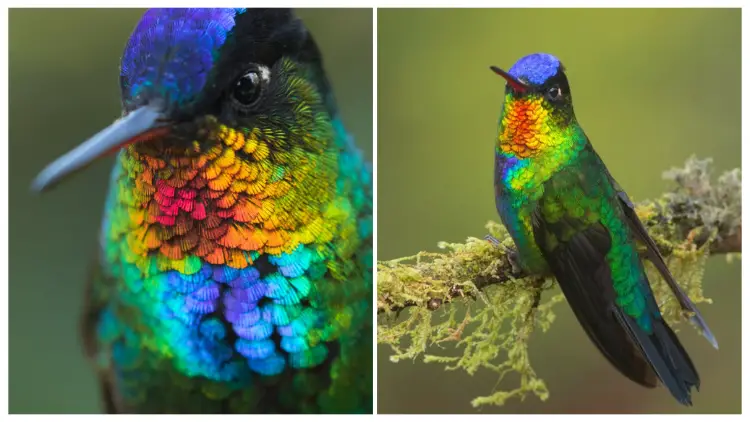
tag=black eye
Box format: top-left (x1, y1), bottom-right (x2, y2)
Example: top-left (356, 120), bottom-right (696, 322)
top-left (546, 85), bottom-right (562, 101)
top-left (231, 68), bottom-right (265, 109)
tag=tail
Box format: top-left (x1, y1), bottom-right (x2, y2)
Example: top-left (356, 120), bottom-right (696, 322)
top-left (614, 308), bottom-right (700, 405)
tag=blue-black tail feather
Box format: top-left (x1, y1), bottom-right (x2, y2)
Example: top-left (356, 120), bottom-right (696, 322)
top-left (614, 308), bottom-right (699, 405)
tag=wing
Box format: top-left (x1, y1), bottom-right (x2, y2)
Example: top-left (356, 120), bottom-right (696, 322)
top-left (530, 151), bottom-right (700, 404)
top-left (609, 173), bottom-right (718, 349)
top-left (529, 198), bottom-right (658, 388)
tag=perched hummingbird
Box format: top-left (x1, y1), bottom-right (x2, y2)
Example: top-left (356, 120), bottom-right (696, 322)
top-left (489, 53), bottom-right (717, 405)
top-left (32, 8), bottom-right (372, 413)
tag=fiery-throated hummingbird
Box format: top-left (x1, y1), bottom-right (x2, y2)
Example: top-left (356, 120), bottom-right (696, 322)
top-left (490, 52), bottom-right (717, 406)
top-left (32, 8), bottom-right (372, 413)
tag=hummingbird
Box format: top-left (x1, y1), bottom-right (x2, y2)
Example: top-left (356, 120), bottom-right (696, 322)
top-left (489, 53), bottom-right (717, 405)
top-left (31, 8), bottom-right (372, 413)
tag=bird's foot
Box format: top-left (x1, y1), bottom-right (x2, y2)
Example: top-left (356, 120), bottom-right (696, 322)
top-left (484, 234), bottom-right (524, 277)
top-left (484, 234), bottom-right (502, 246)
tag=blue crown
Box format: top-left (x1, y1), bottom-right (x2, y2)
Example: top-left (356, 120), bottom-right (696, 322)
top-left (508, 53), bottom-right (561, 85)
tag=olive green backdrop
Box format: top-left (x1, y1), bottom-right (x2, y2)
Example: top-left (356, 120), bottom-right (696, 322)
top-left (377, 8), bottom-right (740, 414)
top-left (9, 8), bottom-right (372, 414)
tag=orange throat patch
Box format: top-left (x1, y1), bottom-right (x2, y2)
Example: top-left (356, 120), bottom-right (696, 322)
top-left (498, 96), bottom-right (551, 158)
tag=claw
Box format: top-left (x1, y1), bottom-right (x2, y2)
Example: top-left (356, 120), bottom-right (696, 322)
top-left (484, 234), bottom-right (501, 246)
top-left (484, 234), bottom-right (523, 277)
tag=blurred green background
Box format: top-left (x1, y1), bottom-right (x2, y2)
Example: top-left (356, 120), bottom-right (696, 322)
top-left (9, 8), bottom-right (372, 414)
top-left (378, 8), bottom-right (740, 414)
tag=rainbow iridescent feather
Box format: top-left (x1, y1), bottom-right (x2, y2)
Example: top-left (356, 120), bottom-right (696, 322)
top-left (55, 9), bottom-right (373, 413)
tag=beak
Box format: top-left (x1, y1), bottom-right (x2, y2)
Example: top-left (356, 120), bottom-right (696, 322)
top-left (31, 105), bottom-right (169, 193)
top-left (490, 66), bottom-right (529, 94)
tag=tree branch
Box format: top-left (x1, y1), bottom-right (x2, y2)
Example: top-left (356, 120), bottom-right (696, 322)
top-left (377, 157), bottom-right (741, 315)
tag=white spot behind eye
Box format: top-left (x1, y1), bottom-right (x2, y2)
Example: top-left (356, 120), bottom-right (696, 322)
top-left (259, 65), bottom-right (271, 83)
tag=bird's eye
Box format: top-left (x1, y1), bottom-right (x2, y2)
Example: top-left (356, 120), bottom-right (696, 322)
top-left (231, 68), bottom-right (265, 109)
top-left (546, 85), bottom-right (562, 101)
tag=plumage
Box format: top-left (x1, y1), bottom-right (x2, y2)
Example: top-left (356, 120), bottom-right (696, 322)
top-left (491, 53), bottom-right (715, 405)
top-left (33, 8), bottom-right (371, 413)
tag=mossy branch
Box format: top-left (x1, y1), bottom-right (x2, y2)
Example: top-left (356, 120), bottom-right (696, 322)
top-left (377, 157), bottom-right (741, 407)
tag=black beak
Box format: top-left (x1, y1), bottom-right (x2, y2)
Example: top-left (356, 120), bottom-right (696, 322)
top-left (490, 66), bottom-right (529, 94)
top-left (31, 105), bottom-right (169, 193)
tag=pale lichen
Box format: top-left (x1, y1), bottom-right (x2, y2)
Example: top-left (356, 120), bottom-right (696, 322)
top-left (377, 157), bottom-right (741, 408)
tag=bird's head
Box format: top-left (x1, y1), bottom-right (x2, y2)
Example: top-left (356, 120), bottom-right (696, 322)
top-left (32, 8), bottom-right (337, 192)
top-left (491, 53), bottom-right (577, 158)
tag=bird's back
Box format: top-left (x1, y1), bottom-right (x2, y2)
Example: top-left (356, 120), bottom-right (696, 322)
top-left (534, 143), bottom-right (650, 304)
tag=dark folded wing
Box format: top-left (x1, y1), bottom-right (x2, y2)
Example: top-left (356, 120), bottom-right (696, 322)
top-left (529, 207), bottom-right (658, 387)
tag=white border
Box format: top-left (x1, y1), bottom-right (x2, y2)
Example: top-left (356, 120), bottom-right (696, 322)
top-left (1, 6), bottom-right (8, 420)
top-left (0, 1), bottom-right (747, 7)
top-left (3, 2), bottom-right (748, 419)
top-left (371, 7), bottom-right (379, 417)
